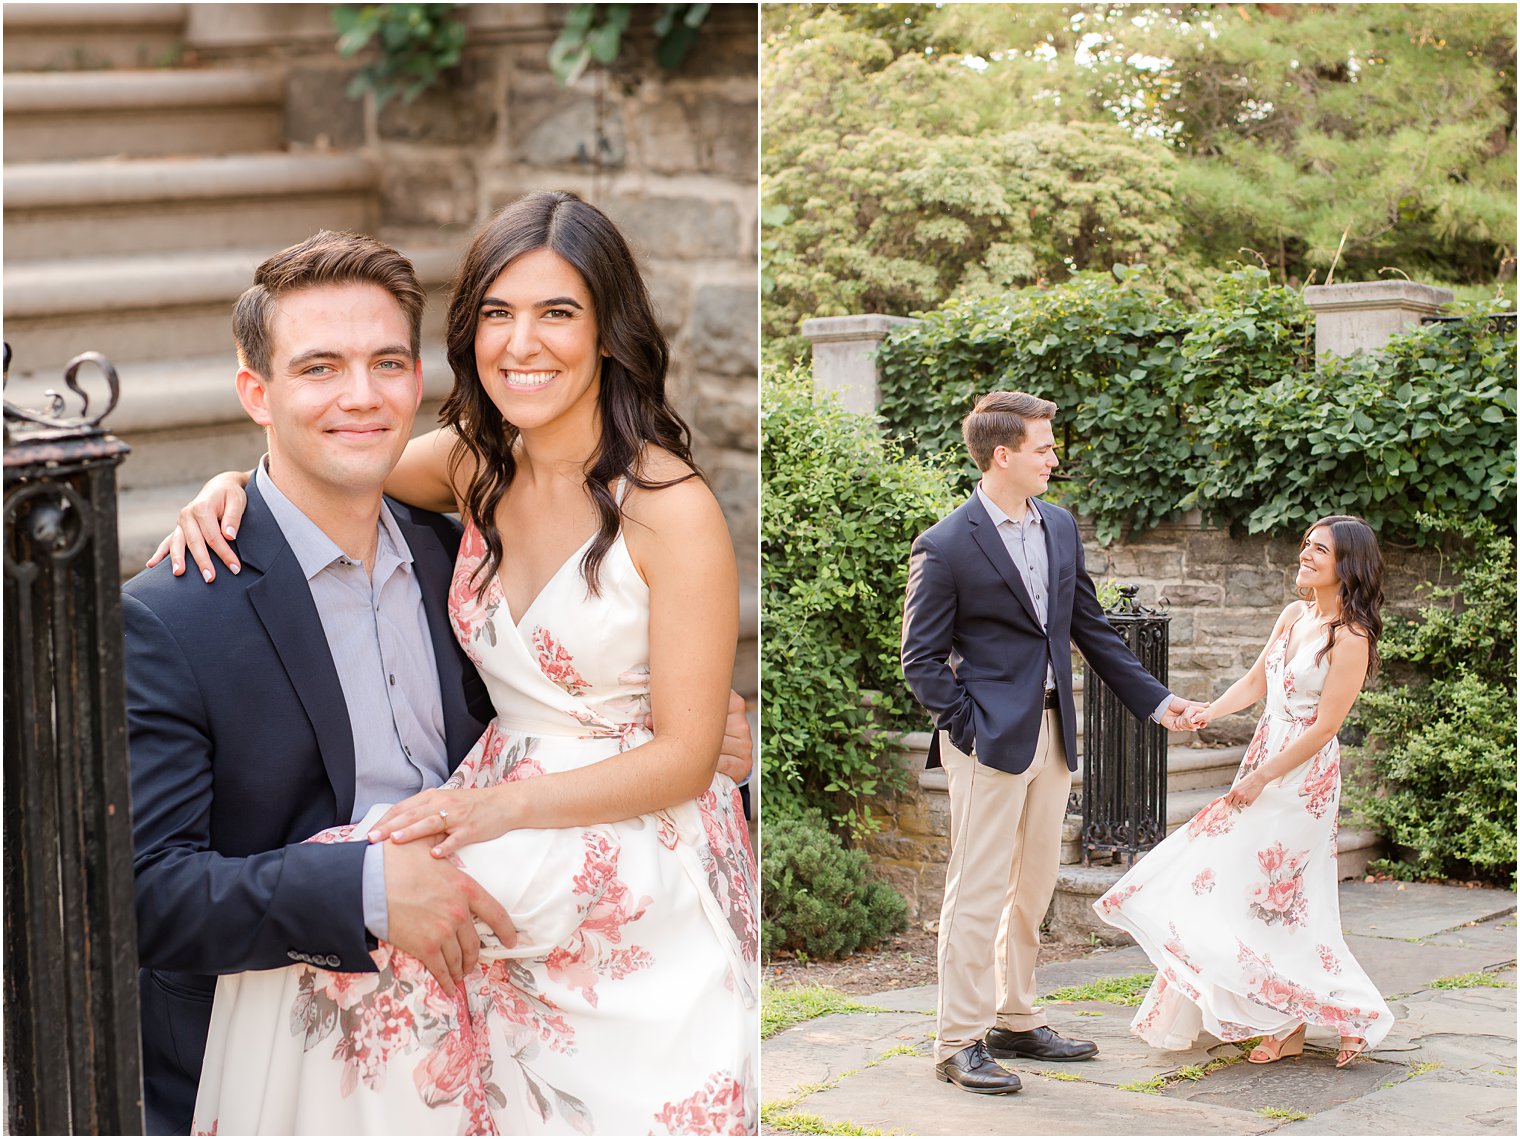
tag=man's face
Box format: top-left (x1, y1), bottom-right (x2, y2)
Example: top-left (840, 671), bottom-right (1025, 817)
top-left (237, 282), bottom-right (422, 503)
top-left (996, 416), bottom-right (1060, 500)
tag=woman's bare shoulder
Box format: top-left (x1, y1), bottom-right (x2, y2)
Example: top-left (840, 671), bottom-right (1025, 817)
top-left (622, 448), bottom-right (724, 537)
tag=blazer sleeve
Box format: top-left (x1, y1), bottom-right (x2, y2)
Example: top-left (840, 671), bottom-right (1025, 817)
top-left (901, 531), bottom-right (976, 753)
top-left (1067, 532), bottom-right (1171, 720)
top-left (123, 590), bottom-right (377, 975)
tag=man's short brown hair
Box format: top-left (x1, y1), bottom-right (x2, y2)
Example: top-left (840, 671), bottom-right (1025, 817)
top-left (232, 230), bottom-right (426, 378)
top-left (962, 390), bottom-right (1058, 470)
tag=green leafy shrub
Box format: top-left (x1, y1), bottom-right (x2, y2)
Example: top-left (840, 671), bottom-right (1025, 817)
top-left (875, 268), bottom-right (1515, 544)
top-left (1349, 515), bottom-right (1517, 885)
top-left (761, 810), bottom-right (908, 960)
top-left (334, 4), bottom-right (466, 109)
top-left (762, 366), bottom-right (956, 835)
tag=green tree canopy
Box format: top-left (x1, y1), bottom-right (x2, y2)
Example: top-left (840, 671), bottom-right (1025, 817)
top-left (763, 3), bottom-right (1516, 350)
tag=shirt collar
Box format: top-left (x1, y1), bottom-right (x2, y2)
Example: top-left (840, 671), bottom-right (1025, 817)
top-left (254, 456), bottom-right (413, 581)
top-left (976, 483), bottom-right (1041, 529)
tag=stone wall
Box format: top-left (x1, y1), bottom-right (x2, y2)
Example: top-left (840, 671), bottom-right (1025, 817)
top-left (1082, 512), bottom-right (1449, 743)
top-left (184, 3), bottom-right (759, 691)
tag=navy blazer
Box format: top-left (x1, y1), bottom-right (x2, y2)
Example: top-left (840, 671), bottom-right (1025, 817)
top-left (122, 482), bottom-right (492, 1133)
top-left (901, 492), bottom-right (1168, 775)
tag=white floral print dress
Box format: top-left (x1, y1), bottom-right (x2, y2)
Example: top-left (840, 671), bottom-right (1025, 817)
top-left (1093, 613), bottom-right (1393, 1052)
top-left (193, 517), bottom-right (759, 1135)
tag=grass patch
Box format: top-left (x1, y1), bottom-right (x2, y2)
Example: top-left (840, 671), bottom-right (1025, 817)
top-left (1118, 1075), bottom-right (1165, 1094)
top-left (1038, 1070), bottom-right (1088, 1082)
top-left (1431, 972), bottom-right (1516, 990)
top-left (1074, 1010), bottom-right (1106, 1017)
top-left (1408, 1061), bottom-right (1445, 1076)
top-left (866, 1044), bottom-right (921, 1065)
top-left (1257, 1106), bottom-right (1310, 1121)
top-left (1043, 973), bottom-right (1155, 1006)
top-left (763, 984), bottom-right (885, 1038)
top-left (759, 1109), bottom-right (888, 1135)
top-left (1174, 1064), bottom-right (1208, 1081)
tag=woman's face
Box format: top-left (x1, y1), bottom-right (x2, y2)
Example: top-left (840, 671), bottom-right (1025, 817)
top-left (473, 247), bottom-right (605, 434)
top-left (1296, 526), bottom-right (1340, 593)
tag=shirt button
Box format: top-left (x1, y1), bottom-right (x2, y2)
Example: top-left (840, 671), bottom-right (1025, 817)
top-left (404, 746), bottom-right (412, 757)
top-left (389, 674), bottom-right (396, 686)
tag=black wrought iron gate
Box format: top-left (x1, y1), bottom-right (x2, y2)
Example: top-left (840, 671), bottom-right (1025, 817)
top-left (4, 345), bottom-right (144, 1133)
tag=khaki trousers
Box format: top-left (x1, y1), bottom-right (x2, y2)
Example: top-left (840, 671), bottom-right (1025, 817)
top-left (934, 712), bottom-right (1071, 1061)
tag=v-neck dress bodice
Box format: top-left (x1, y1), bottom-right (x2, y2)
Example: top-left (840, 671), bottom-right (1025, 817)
top-left (193, 516), bottom-right (758, 1136)
top-left (1094, 610), bottom-right (1393, 1054)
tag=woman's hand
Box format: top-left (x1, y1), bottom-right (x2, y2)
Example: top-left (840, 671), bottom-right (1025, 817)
top-left (1187, 703), bottom-right (1213, 730)
top-left (1224, 770), bottom-right (1268, 809)
top-left (145, 470), bottom-right (251, 581)
top-left (368, 785), bottom-right (519, 858)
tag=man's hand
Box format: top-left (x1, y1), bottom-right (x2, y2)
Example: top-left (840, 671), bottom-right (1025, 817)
top-left (382, 838), bottom-right (516, 991)
top-left (716, 691), bottom-right (753, 783)
top-left (1160, 695), bottom-right (1207, 732)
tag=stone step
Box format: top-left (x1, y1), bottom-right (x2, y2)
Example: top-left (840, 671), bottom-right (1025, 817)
top-left (4, 4), bottom-right (186, 73)
top-left (4, 69), bottom-right (284, 163)
top-left (5, 152), bottom-right (379, 260)
top-left (4, 244), bottom-right (460, 380)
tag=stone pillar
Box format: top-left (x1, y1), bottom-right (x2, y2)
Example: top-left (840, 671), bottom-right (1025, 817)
top-left (801, 314), bottom-right (921, 415)
top-left (1303, 281), bottom-right (1454, 360)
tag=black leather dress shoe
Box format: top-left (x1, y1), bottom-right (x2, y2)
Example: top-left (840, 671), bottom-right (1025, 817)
top-left (985, 1025), bottom-right (1099, 1061)
top-left (934, 1041), bottom-right (1023, 1094)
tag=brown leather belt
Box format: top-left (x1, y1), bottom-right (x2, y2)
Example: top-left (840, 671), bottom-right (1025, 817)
top-left (1043, 688), bottom-right (1058, 709)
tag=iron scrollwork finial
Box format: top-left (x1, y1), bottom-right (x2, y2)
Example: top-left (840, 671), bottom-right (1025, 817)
top-left (4, 342), bottom-right (122, 437)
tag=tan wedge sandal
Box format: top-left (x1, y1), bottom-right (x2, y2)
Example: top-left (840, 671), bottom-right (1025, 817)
top-left (1247, 1024), bottom-right (1305, 1064)
top-left (1336, 1036), bottom-right (1369, 1068)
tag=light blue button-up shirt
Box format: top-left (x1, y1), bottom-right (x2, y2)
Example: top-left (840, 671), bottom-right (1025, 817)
top-left (256, 458), bottom-right (449, 941)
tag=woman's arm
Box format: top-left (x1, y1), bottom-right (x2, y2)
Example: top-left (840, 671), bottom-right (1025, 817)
top-left (374, 460), bottom-right (740, 854)
top-left (145, 429), bottom-right (468, 580)
top-left (1225, 628), bottom-right (1370, 807)
top-left (1194, 603), bottom-right (1302, 724)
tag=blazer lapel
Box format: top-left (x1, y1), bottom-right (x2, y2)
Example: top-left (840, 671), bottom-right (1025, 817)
top-left (966, 493), bottom-right (1042, 627)
top-left (388, 502), bottom-right (476, 764)
top-left (240, 485), bottom-right (358, 822)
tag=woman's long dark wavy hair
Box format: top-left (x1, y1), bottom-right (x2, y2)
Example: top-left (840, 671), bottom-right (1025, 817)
top-left (439, 191), bottom-right (700, 598)
top-left (1301, 514), bottom-right (1384, 681)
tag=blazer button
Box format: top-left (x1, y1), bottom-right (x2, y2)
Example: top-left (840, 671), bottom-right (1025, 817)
top-left (286, 950), bottom-right (300, 962)
top-left (324, 955), bottom-right (341, 968)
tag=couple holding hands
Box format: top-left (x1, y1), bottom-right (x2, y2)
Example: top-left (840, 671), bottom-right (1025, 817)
top-left (902, 391), bottom-right (1392, 1097)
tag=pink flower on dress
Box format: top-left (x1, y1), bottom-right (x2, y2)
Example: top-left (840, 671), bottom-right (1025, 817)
top-left (1248, 842), bottom-right (1309, 929)
top-left (1095, 881), bottom-right (1141, 915)
top-left (1317, 944), bottom-right (1343, 975)
top-left (531, 627), bottom-right (591, 696)
top-left (1186, 795), bottom-right (1238, 839)
top-left (651, 1071), bottom-right (749, 1135)
top-left (319, 970), bottom-right (381, 1011)
top-left (1298, 745), bottom-right (1340, 819)
top-left (1190, 868), bottom-right (1216, 895)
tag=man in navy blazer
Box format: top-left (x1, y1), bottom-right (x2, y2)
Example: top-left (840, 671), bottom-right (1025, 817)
top-left (122, 232), bottom-right (525, 1133)
top-left (902, 390), bottom-right (1198, 1095)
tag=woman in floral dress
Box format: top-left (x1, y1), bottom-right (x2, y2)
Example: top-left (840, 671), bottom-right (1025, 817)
top-left (1094, 515), bottom-right (1392, 1069)
top-left (181, 192), bottom-right (757, 1134)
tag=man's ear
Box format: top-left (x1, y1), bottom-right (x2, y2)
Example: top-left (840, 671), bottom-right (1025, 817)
top-left (236, 367), bottom-right (273, 427)
top-left (990, 444), bottom-right (1010, 470)
top-left (411, 357), bottom-right (425, 412)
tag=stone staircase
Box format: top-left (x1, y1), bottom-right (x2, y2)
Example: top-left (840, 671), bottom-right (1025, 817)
top-left (3, 4), bottom-right (460, 578)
